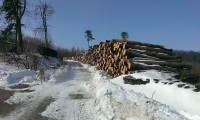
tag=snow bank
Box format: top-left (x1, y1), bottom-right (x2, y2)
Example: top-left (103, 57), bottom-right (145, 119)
top-left (0, 57), bottom-right (62, 86)
top-left (82, 64), bottom-right (188, 120)
top-left (0, 62), bottom-right (17, 86)
top-left (6, 70), bottom-right (37, 84)
top-left (110, 70), bottom-right (200, 120)
top-left (0, 63), bottom-right (36, 85)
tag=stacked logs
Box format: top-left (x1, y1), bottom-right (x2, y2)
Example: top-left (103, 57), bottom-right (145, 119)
top-left (75, 39), bottom-right (191, 77)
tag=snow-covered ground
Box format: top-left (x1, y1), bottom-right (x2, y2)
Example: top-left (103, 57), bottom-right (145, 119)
top-left (0, 60), bottom-right (199, 120)
top-left (0, 61), bottom-right (97, 120)
top-left (110, 70), bottom-right (200, 120)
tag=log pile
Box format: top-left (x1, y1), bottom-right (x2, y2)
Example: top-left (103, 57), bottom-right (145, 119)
top-left (75, 39), bottom-right (191, 77)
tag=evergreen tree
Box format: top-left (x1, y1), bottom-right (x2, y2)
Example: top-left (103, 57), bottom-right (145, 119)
top-left (0, 0), bottom-right (27, 53)
top-left (121, 32), bottom-right (129, 40)
top-left (85, 30), bottom-right (95, 48)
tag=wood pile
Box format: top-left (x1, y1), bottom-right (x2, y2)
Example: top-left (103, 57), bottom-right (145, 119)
top-left (75, 39), bottom-right (191, 77)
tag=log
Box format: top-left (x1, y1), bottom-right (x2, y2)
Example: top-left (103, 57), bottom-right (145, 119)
top-left (125, 43), bottom-right (174, 55)
top-left (126, 40), bottom-right (172, 52)
top-left (126, 49), bottom-right (160, 60)
top-left (74, 39), bottom-right (191, 78)
top-left (132, 60), bottom-right (192, 70)
top-left (129, 62), bottom-right (178, 72)
top-left (127, 48), bottom-right (181, 61)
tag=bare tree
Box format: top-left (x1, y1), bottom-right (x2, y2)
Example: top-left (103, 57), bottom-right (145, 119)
top-left (34, 0), bottom-right (54, 48)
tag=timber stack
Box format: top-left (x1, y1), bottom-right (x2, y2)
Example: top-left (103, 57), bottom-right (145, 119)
top-left (75, 39), bottom-right (191, 77)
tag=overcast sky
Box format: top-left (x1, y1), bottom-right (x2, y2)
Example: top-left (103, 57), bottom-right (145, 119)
top-left (1, 0), bottom-right (200, 51)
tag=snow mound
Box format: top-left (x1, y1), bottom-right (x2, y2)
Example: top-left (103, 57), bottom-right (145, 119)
top-left (82, 64), bottom-right (188, 120)
top-left (110, 70), bottom-right (200, 120)
top-left (0, 62), bottom-right (36, 85)
top-left (6, 70), bottom-right (37, 84)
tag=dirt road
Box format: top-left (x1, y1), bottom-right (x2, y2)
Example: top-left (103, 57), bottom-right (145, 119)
top-left (0, 61), bottom-right (97, 120)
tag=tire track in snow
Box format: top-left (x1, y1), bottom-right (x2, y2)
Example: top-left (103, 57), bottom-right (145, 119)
top-left (41, 61), bottom-right (96, 120)
top-left (0, 61), bottom-right (96, 120)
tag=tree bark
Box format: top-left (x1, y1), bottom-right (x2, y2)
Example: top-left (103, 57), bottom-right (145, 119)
top-left (16, 0), bottom-right (26, 54)
top-left (16, 15), bottom-right (24, 53)
top-left (43, 4), bottom-right (48, 48)
top-left (44, 18), bottom-right (48, 48)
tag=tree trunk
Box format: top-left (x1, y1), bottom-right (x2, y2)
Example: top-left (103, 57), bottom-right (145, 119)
top-left (16, 16), bottom-right (23, 53)
top-left (44, 20), bottom-right (48, 48)
top-left (43, 9), bottom-right (48, 48)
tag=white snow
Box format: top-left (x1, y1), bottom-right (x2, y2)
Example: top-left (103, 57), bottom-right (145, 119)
top-left (81, 65), bottom-right (187, 120)
top-left (158, 52), bottom-right (168, 55)
top-left (128, 48), bottom-right (146, 52)
top-left (110, 70), bottom-right (200, 120)
top-left (0, 60), bottom-right (199, 120)
top-left (133, 62), bottom-right (160, 67)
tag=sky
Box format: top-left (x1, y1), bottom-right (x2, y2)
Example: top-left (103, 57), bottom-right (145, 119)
top-left (1, 0), bottom-right (200, 51)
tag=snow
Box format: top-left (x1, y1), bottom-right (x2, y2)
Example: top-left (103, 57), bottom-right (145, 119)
top-left (133, 62), bottom-right (160, 67)
top-left (158, 52), bottom-right (168, 55)
top-left (0, 57), bottom-right (61, 86)
top-left (6, 70), bottom-right (37, 84)
top-left (110, 70), bottom-right (200, 120)
top-left (81, 65), bottom-right (187, 120)
top-left (128, 48), bottom-right (146, 52)
top-left (0, 60), bottom-right (199, 120)
top-left (0, 60), bottom-right (97, 120)
top-left (155, 48), bottom-right (161, 50)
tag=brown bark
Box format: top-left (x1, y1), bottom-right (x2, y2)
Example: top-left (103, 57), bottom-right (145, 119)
top-left (74, 39), bottom-right (191, 77)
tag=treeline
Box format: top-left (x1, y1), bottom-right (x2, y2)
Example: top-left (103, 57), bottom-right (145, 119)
top-left (0, 34), bottom-right (84, 70)
top-left (23, 35), bottom-right (85, 60)
top-left (174, 50), bottom-right (200, 73)
top-left (56, 47), bottom-right (85, 60)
